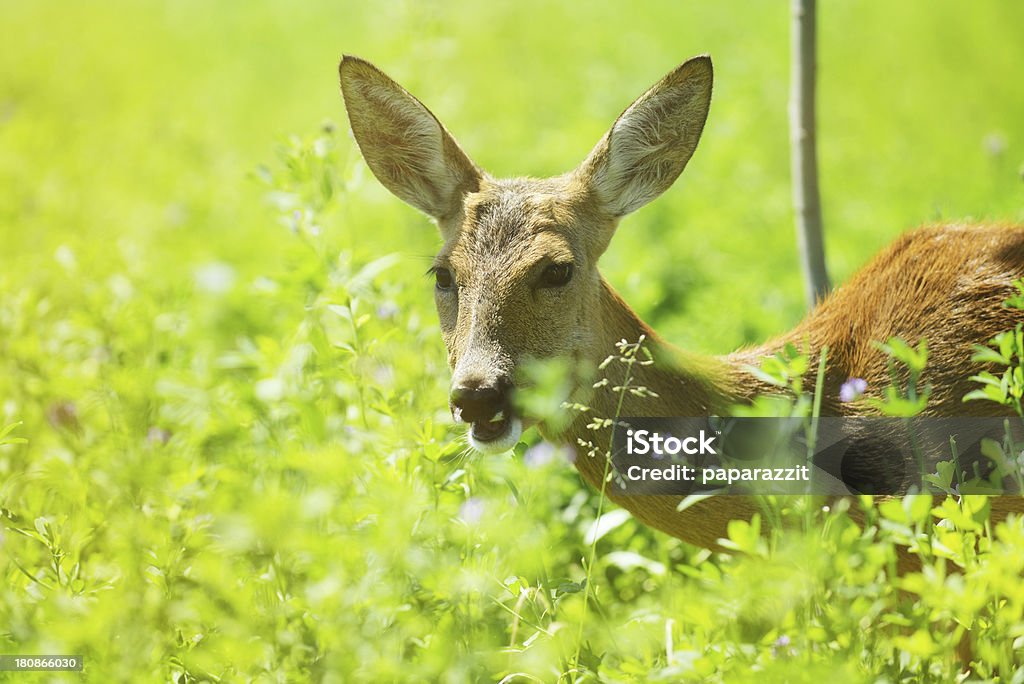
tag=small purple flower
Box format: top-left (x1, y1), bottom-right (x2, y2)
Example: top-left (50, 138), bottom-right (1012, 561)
top-left (459, 497), bottom-right (486, 525)
top-left (839, 377), bottom-right (867, 403)
top-left (984, 132), bottom-right (1007, 158)
top-left (771, 634), bottom-right (792, 658)
top-left (376, 302), bottom-right (399, 320)
top-left (147, 427), bottom-right (172, 446)
top-left (524, 443), bottom-right (557, 468)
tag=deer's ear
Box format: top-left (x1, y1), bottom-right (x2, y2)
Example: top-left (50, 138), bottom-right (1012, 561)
top-left (576, 55), bottom-right (712, 218)
top-left (339, 56), bottom-right (482, 224)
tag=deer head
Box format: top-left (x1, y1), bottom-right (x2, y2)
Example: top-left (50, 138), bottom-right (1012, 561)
top-left (339, 55), bottom-right (713, 453)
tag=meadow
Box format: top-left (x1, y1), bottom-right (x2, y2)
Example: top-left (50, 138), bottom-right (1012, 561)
top-left (2, 1), bottom-right (1024, 681)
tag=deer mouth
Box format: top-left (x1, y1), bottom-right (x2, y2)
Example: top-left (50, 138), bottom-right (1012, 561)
top-left (467, 410), bottom-right (523, 455)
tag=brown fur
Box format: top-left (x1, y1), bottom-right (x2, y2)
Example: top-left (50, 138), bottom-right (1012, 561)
top-left (567, 228), bottom-right (1024, 562)
top-left (338, 55), bottom-right (1024, 568)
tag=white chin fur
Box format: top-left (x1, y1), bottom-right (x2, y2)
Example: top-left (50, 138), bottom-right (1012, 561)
top-left (468, 417), bottom-right (523, 455)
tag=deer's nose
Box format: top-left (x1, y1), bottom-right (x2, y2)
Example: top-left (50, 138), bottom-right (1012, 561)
top-left (450, 381), bottom-right (510, 424)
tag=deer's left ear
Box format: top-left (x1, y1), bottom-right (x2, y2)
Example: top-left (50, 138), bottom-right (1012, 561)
top-left (576, 55), bottom-right (713, 219)
top-left (339, 55), bottom-right (482, 227)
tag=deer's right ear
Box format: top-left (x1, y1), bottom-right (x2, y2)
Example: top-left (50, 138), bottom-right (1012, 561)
top-left (339, 56), bottom-right (482, 225)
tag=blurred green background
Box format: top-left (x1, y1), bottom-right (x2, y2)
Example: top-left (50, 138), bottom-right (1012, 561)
top-left (2, 1), bottom-right (1024, 681)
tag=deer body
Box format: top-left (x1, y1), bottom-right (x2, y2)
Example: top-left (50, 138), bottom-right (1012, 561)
top-left (567, 225), bottom-right (1024, 548)
top-left (338, 54), bottom-right (1024, 551)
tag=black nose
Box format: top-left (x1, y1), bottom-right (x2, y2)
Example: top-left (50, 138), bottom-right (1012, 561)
top-left (450, 382), bottom-right (509, 424)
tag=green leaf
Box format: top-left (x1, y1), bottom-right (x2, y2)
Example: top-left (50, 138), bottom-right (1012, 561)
top-left (970, 344), bottom-right (1010, 366)
top-left (603, 551), bottom-right (666, 575)
top-left (327, 303), bottom-right (352, 321)
top-left (502, 477), bottom-right (521, 503)
top-left (879, 498), bottom-right (907, 523)
top-left (743, 364), bottom-right (788, 388)
top-left (893, 630), bottom-right (938, 658)
top-left (0, 422), bottom-right (27, 446)
top-left (907, 495), bottom-right (933, 523)
top-left (962, 389), bottom-right (996, 403)
top-left (998, 331), bottom-right (1016, 361)
top-left (548, 578), bottom-right (587, 598)
top-left (1002, 278), bottom-right (1024, 309)
top-left (350, 253), bottom-right (400, 289)
top-left (923, 460), bottom-right (956, 494)
top-left (788, 353), bottom-right (809, 377)
top-left (868, 393), bottom-right (928, 417)
top-left (720, 514), bottom-right (764, 555)
top-left (676, 494), bottom-right (713, 512)
top-left (968, 371), bottom-right (1003, 388)
top-left (877, 337), bottom-right (928, 372)
top-left (980, 438), bottom-right (1006, 466)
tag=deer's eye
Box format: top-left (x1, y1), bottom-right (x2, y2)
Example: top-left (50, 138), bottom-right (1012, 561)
top-left (433, 267), bottom-right (454, 290)
top-left (540, 262), bottom-right (574, 288)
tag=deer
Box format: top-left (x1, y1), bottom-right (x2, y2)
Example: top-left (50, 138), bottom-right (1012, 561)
top-left (337, 54), bottom-right (1024, 559)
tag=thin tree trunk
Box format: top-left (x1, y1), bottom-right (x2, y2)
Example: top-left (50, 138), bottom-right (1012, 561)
top-left (790, 0), bottom-right (830, 308)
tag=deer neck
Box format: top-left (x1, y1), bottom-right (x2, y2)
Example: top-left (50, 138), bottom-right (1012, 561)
top-left (595, 277), bottom-right (745, 407)
top-left (554, 278), bottom-right (741, 486)
top-left (563, 279), bottom-right (739, 427)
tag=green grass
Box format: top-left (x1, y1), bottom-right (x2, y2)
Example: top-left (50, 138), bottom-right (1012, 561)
top-left (2, 1), bottom-right (1024, 681)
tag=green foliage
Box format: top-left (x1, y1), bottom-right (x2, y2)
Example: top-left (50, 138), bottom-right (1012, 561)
top-left (744, 342), bottom-right (810, 393)
top-left (740, 341), bottom-right (817, 419)
top-left (0, 423), bottom-right (27, 448)
top-left (867, 338), bottom-right (1024, 495)
top-left (964, 279), bottom-right (1024, 415)
top-left (2, 1), bottom-right (1024, 681)
top-left (513, 356), bottom-right (580, 437)
top-left (1002, 277), bottom-right (1024, 311)
top-left (867, 338), bottom-right (932, 417)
